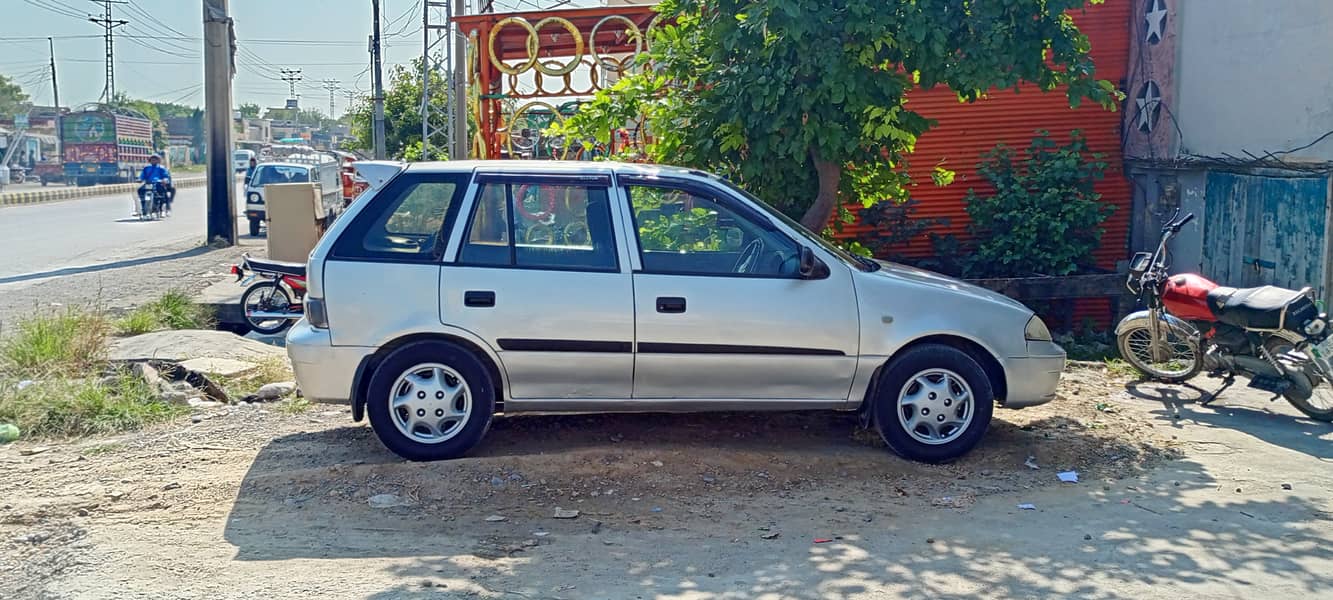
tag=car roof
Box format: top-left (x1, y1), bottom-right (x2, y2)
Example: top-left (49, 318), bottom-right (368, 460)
top-left (403, 160), bottom-right (711, 180)
top-left (256, 162), bottom-right (313, 169)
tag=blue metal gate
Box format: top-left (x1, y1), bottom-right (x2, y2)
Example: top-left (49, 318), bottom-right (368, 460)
top-left (1203, 171), bottom-right (1329, 296)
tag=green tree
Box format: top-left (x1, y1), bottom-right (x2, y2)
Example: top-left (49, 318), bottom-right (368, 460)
top-left (0, 74), bottom-right (30, 117)
top-left (237, 102), bottom-right (261, 118)
top-left (557, 0), bottom-right (1120, 230)
top-left (964, 131), bottom-right (1112, 277)
top-left (345, 58), bottom-right (451, 159)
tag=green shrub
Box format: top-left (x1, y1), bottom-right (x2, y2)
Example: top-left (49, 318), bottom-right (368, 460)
top-left (0, 372), bottom-right (185, 439)
top-left (963, 131), bottom-right (1113, 278)
top-left (1, 310), bottom-right (110, 377)
top-left (116, 290), bottom-right (214, 335)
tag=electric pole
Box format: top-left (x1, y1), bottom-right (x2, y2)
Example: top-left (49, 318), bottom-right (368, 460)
top-left (321, 79), bottom-right (340, 119)
top-left (279, 68), bottom-right (303, 102)
top-left (451, 0), bottom-right (466, 159)
top-left (203, 0), bottom-right (236, 246)
top-left (49, 37), bottom-right (61, 157)
top-left (371, 0), bottom-right (387, 159)
top-left (88, 0), bottom-right (129, 103)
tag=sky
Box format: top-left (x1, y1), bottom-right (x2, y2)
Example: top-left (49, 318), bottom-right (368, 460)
top-left (1, 0), bottom-right (597, 117)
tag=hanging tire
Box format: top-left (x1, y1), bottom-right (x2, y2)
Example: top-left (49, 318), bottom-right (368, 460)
top-left (240, 281), bottom-right (295, 335)
top-left (366, 340), bottom-right (496, 461)
top-left (872, 344), bottom-right (994, 463)
top-left (1116, 322), bottom-right (1202, 383)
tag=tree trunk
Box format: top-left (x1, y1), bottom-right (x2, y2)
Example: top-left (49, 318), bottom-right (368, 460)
top-left (800, 151), bottom-right (841, 232)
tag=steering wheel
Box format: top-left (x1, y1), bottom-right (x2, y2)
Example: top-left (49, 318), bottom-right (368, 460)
top-left (733, 239), bottom-right (765, 274)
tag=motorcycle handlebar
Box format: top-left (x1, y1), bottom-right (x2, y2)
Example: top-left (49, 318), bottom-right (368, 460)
top-left (1176, 213), bottom-right (1195, 228)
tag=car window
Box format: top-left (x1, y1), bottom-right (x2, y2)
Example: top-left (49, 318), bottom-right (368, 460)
top-left (458, 181), bottom-right (618, 272)
top-left (251, 165), bottom-right (309, 187)
top-left (331, 173), bottom-right (468, 261)
top-left (625, 183), bottom-right (800, 277)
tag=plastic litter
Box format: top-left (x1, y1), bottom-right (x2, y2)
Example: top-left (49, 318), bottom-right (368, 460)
top-left (1017, 503), bottom-right (1037, 510)
top-left (1057, 471), bottom-right (1079, 483)
top-left (1024, 456), bottom-right (1040, 470)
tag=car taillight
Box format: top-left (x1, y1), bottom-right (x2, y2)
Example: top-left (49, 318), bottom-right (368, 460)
top-left (306, 298), bottom-right (329, 329)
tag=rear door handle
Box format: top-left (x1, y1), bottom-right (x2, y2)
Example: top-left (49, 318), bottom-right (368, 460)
top-left (656, 296), bottom-right (686, 314)
top-left (464, 290), bottom-right (496, 308)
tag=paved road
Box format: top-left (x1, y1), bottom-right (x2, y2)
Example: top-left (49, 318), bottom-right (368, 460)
top-left (0, 185), bottom-right (250, 284)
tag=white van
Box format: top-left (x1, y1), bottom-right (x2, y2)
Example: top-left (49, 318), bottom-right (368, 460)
top-left (243, 153), bottom-right (341, 237)
top-left (233, 149), bottom-right (256, 172)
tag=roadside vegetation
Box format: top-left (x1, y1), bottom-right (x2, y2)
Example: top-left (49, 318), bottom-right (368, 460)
top-left (1, 292), bottom-right (221, 441)
top-left (115, 290), bottom-right (214, 335)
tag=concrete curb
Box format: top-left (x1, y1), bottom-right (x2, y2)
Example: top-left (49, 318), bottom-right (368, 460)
top-left (0, 176), bottom-right (207, 207)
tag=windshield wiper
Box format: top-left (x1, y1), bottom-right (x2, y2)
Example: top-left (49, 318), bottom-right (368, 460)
top-left (853, 255), bottom-right (881, 272)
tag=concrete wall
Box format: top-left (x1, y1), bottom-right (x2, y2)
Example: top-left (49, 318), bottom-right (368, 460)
top-left (1176, 0), bottom-right (1333, 161)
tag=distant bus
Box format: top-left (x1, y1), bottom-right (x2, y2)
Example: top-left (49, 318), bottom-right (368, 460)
top-left (233, 149), bottom-right (256, 172)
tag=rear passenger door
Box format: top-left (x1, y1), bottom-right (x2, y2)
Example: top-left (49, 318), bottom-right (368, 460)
top-left (440, 173), bottom-right (635, 400)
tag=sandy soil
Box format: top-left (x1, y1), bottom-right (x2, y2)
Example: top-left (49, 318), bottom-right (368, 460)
top-left (2, 365), bottom-right (1330, 599)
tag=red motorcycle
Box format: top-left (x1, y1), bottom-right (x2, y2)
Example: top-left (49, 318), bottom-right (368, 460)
top-left (231, 254), bottom-right (306, 335)
top-left (1115, 210), bottom-right (1333, 421)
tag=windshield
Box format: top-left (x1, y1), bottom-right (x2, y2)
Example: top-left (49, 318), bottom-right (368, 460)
top-left (708, 174), bottom-right (876, 271)
top-left (251, 165), bottom-right (310, 187)
top-left (233, 151), bottom-right (250, 160)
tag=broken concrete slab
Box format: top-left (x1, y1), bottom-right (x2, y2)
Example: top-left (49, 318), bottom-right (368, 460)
top-left (177, 357), bottom-right (260, 378)
top-left (108, 330), bottom-right (285, 363)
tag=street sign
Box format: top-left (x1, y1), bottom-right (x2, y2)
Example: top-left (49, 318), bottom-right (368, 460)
top-left (14, 113), bottom-right (28, 129)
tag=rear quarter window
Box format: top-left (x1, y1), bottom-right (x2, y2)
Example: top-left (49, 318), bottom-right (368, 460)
top-left (330, 172), bottom-right (470, 261)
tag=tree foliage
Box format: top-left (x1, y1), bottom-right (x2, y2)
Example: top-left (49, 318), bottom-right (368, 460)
top-left (0, 74), bottom-right (31, 117)
top-left (237, 103), bottom-right (261, 119)
top-left (345, 58), bottom-right (452, 159)
top-left (964, 131), bottom-right (1112, 277)
top-left (556, 0), bottom-right (1120, 230)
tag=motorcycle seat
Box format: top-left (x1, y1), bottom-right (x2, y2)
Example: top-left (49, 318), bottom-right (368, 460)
top-left (246, 257), bottom-right (306, 278)
top-left (1206, 285), bottom-right (1304, 330)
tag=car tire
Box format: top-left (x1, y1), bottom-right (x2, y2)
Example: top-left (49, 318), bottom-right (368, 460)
top-left (366, 340), bottom-right (495, 461)
top-left (872, 344), bottom-right (994, 463)
top-left (248, 218), bottom-right (261, 237)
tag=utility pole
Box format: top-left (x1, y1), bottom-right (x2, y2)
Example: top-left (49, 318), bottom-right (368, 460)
top-left (203, 0), bottom-right (236, 246)
top-left (49, 37), bottom-right (61, 157)
top-left (321, 79), bottom-right (340, 120)
top-left (371, 0), bottom-right (387, 159)
top-left (279, 68), bottom-right (303, 102)
top-left (88, 0), bottom-right (129, 103)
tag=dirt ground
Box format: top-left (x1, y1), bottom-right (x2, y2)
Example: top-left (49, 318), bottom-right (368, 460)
top-left (2, 365), bottom-right (1330, 599)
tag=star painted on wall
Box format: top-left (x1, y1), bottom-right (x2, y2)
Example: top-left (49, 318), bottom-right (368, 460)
top-left (1145, 0), bottom-right (1168, 44)
top-left (1136, 80), bottom-right (1162, 133)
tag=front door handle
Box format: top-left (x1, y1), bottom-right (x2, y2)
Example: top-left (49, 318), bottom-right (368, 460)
top-left (464, 290), bottom-right (496, 308)
top-left (656, 296), bottom-right (686, 314)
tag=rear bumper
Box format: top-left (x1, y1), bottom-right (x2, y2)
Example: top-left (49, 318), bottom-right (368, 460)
top-left (1000, 341), bottom-right (1066, 408)
top-left (286, 320), bottom-right (373, 404)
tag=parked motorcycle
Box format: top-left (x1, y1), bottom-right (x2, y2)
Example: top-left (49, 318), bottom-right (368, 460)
top-left (1115, 210), bottom-right (1333, 421)
top-left (231, 254), bottom-right (306, 335)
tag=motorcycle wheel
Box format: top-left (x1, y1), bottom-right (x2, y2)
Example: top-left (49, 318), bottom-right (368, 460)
top-left (1287, 385), bottom-right (1333, 422)
top-left (241, 281), bottom-right (295, 336)
top-left (1116, 322), bottom-right (1203, 383)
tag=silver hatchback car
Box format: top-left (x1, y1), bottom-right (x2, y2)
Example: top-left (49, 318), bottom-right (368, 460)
top-left (287, 160), bottom-right (1064, 463)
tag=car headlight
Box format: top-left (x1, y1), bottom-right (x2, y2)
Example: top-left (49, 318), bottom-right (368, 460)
top-left (1025, 316), bottom-right (1053, 342)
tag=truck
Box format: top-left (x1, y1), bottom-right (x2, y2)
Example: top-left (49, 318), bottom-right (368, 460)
top-left (61, 108), bottom-right (154, 186)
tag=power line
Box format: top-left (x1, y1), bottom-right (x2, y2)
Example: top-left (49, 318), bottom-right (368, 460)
top-left (322, 78), bottom-right (340, 117)
top-left (279, 68), bottom-right (303, 100)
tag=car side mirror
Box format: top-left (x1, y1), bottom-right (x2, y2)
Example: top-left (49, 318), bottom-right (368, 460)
top-left (798, 246), bottom-right (828, 279)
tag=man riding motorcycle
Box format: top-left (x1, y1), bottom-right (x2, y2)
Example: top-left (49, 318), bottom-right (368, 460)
top-left (137, 154), bottom-right (174, 217)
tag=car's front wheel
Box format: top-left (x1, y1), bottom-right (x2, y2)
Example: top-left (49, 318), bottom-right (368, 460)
top-left (366, 340), bottom-right (495, 461)
top-left (872, 344), bottom-right (994, 463)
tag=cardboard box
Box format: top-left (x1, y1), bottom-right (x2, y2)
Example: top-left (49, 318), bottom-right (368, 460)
top-left (265, 182), bottom-right (323, 263)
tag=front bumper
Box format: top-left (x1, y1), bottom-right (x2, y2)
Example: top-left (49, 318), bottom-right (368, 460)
top-left (245, 207), bottom-right (266, 221)
top-left (999, 340), bottom-right (1066, 408)
top-left (286, 319), bottom-right (373, 404)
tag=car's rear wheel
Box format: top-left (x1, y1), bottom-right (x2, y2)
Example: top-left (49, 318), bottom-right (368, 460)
top-left (248, 217), bottom-right (261, 237)
top-left (872, 344), bottom-right (994, 463)
top-left (366, 340), bottom-right (495, 461)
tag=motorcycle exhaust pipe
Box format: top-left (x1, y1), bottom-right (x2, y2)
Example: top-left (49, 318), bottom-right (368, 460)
top-left (1204, 353), bottom-right (1282, 378)
top-left (246, 310), bottom-right (303, 319)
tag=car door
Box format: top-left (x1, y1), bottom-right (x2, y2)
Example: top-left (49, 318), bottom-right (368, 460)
top-left (620, 176), bottom-right (861, 401)
top-left (440, 172), bottom-right (635, 400)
